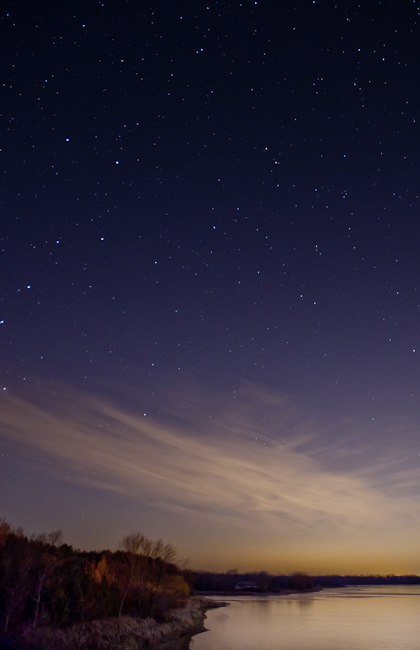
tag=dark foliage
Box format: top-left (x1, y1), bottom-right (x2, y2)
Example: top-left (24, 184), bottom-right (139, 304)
top-left (0, 521), bottom-right (189, 647)
top-left (194, 570), bottom-right (420, 593)
top-left (193, 570), bottom-right (315, 593)
top-left (313, 574), bottom-right (420, 587)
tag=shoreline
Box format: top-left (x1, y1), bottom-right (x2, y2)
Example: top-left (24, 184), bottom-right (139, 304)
top-left (20, 592), bottom-right (323, 650)
top-left (195, 587), bottom-right (322, 596)
top-left (20, 597), bottom-right (228, 650)
top-left (154, 597), bottom-right (229, 650)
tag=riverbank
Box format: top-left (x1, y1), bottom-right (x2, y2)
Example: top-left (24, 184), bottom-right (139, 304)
top-left (20, 597), bottom-right (228, 650)
top-left (154, 598), bottom-right (229, 650)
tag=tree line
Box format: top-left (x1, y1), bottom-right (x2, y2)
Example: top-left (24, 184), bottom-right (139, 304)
top-left (193, 570), bottom-right (315, 592)
top-left (194, 570), bottom-right (420, 592)
top-left (0, 519), bottom-right (190, 647)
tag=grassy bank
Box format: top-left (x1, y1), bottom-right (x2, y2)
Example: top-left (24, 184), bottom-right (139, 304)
top-left (20, 597), bottom-right (225, 650)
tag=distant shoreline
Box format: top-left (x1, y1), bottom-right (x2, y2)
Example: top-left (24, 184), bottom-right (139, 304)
top-left (195, 587), bottom-right (322, 597)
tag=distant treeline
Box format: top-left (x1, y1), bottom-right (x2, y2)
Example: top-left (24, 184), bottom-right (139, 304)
top-left (193, 570), bottom-right (420, 592)
top-left (193, 570), bottom-right (315, 592)
top-left (0, 520), bottom-right (190, 647)
top-left (313, 574), bottom-right (420, 587)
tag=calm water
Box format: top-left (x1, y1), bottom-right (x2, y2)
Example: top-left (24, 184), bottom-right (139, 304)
top-left (189, 586), bottom-right (420, 650)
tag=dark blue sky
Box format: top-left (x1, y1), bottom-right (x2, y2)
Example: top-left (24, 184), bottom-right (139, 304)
top-left (1, 0), bottom-right (420, 573)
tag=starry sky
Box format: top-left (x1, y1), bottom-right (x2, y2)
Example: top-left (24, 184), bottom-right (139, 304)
top-left (2, 0), bottom-right (420, 575)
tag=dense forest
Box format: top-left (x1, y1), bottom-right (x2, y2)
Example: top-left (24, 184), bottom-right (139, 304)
top-left (0, 520), bottom-right (191, 647)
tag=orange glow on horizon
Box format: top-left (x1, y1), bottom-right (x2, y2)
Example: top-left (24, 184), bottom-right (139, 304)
top-left (1, 381), bottom-right (420, 576)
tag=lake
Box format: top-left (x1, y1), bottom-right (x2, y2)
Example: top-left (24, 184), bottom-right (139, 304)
top-left (188, 586), bottom-right (420, 650)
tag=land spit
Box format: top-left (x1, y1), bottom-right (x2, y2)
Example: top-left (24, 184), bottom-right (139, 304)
top-left (20, 597), bottom-right (227, 650)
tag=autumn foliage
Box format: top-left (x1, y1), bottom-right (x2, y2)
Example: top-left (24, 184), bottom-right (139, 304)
top-left (0, 519), bottom-right (189, 647)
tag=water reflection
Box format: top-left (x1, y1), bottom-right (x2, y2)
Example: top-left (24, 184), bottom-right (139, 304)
top-left (296, 598), bottom-right (313, 609)
top-left (188, 587), bottom-right (420, 650)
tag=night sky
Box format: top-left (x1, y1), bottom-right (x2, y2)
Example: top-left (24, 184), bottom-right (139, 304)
top-left (2, 0), bottom-right (420, 574)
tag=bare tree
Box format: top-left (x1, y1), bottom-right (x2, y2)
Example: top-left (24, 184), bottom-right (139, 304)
top-left (160, 542), bottom-right (177, 563)
top-left (120, 531), bottom-right (146, 554)
top-left (47, 530), bottom-right (63, 546)
top-left (0, 518), bottom-right (12, 546)
top-left (150, 538), bottom-right (164, 559)
top-left (142, 537), bottom-right (152, 556)
top-left (120, 532), bottom-right (176, 562)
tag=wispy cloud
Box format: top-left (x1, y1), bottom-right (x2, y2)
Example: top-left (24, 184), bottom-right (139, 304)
top-left (1, 381), bottom-right (419, 544)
